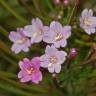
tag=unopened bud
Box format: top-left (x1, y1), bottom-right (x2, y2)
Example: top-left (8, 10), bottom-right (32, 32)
top-left (63, 0), bottom-right (69, 6)
top-left (53, 0), bottom-right (61, 5)
top-left (68, 48), bottom-right (77, 60)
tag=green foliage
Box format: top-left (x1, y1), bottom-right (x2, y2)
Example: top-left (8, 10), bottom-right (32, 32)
top-left (0, 0), bottom-right (96, 96)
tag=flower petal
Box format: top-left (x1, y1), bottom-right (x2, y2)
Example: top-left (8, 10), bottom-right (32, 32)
top-left (24, 25), bottom-right (38, 37)
top-left (89, 17), bottom-right (96, 27)
top-left (60, 39), bottom-right (67, 47)
top-left (40, 55), bottom-right (49, 68)
top-left (89, 9), bottom-right (93, 16)
top-left (54, 64), bottom-right (61, 73)
top-left (85, 28), bottom-right (95, 35)
top-left (56, 51), bottom-right (67, 65)
top-left (9, 32), bottom-right (21, 42)
top-left (43, 30), bottom-right (55, 43)
top-left (32, 18), bottom-right (43, 29)
top-left (82, 9), bottom-right (88, 17)
top-left (50, 21), bottom-right (62, 33)
top-left (31, 71), bottom-right (42, 84)
top-left (18, 71), bottom-right (27, 78)
top-left (20, 75), bottom-right (31, 83)
top-left (31, 57), bottom-right (41, 69)
top-left (54, 42), bottom-right (60, 48)
top-left (33, 35), bottom-right (43, 43)
top-left (19, 58), bottom-right (30, 70)
top-left (11, 44), bottom-right (21, 54)
top-left (62, 26), bottom-right (71, 39)
top-left (48, 66), bottom-right (54, 73)
top-left (45, 45), bottom-right (58, 55)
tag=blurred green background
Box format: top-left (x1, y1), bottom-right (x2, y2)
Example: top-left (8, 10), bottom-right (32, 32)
top-left (0, 0), bottom-right (96, 96)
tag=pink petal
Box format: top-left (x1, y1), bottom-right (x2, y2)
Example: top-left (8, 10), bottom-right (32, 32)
top-left (11, 44), bottom-right (21, 54)
top-left (22, 47), bottom-right (29, 52)
top-left (50, 21), bottom-right (62, 33)
top-left (20, 75), bottom-right (31, 83)
top-left (9, 32), bottom-right (21, 42)
top-left (24, 25), bottom-right (38, 37)
top-left (32, 18), bottom-right (43, 29)
top-left (62, 26), bottom-right (71, 39)
top-left (31, 57), bottom-right (41, 69)
top-left (82, 9), bottom-right (88, 17)
top-left (40, 55), bottom-right (49, 68)
top-left (19, 58), bottom-right (30, 70)
top-left (54, 42), bottom-right (60, 48)
top-left (89, 9), bottom-right (93, 16)
top-left (48, 66), bottom-right (54, 73)
top-left (54, 64), bottom-right (61, 73)
top-left (31, 71), bottom-right (42, 84)
top-left (33, 35), bottom-right (43, 43)
top-left (60, 39), bottom-right (67, 47)
top-left (56, 51), bottom-right (67, 65)
top-left (85, 28), bottom-right (96, 35)
top-left (18, 71), bottom-right (23, 78)
top-left (43, 30), bottom-right (55, 43)
top-left (45, 45), bottom-right (58, 55)
top-left (18, 71), bottom-right (27, 78)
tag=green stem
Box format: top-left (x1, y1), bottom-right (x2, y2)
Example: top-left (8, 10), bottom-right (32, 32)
top-left (53, 76), bottom-right (68, 95)
top-left (0, 26), bottom-right (8, 37)
top-left (19, 0), bottom-right (50, 23)
top-left (75, 39), bottom-right (94, 46)
top-left (45, 0), bottom-right (55, 12)
top-left (32, 0), bottom-right (41, 13)
top-left (0, 51), bottom-right (18, 67)
top-left (68, 0), bottom-right (79, 24)
top-left (0, 71), bottom-right (16, 78)
top-left (0, 0), bottom-right (27, 24)
top-left (0, 40), bottom-right (20, 60)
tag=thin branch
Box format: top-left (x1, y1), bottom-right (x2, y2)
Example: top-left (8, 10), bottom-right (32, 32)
top-left (68, 0), bottom-right (79, 24)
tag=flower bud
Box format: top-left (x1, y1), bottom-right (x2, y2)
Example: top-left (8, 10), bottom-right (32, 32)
top-left (63, 0), bottom-right (69, 6)
top-left (68, 48), bottom-right (77, 60)
top-left (53, 0), bottom-right (61, 5)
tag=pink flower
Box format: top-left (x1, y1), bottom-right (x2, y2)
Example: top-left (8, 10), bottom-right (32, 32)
top-left (18, 57), bottom-right (42, 84)
top-left (80, 9), bottom-right (96, 35)
top-left (24, 18), bottom-right (49, 44)
top-left (9, 28), bottom-right (31, 54)
top-left (43, 21), bottom-right (71, 48)
top-left (40, 45), bottom-right (67, 73)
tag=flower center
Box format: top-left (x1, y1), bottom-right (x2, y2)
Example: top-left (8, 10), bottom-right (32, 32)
top-left (55, 33), bottom-right (63, 41)
top-left (33, 29), bottom-right (42, 37)
top-left (38, 28), bottom-right (43, 35)
top-left (26, 67), bottom-right (35, 75)
top-left (50, 56), bottom-right (57, 64)
top-left (16, 37), bottom-right (27, 44)
top-left (48, 56), bottom-right (57, 67)
top-left (84, 18), bottom-right (90, 26)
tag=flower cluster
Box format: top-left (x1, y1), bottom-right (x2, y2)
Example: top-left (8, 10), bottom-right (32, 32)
top-left (9, 8), bottom-right (96, 84)
top-left (9, 18), bottom-right (71, 84)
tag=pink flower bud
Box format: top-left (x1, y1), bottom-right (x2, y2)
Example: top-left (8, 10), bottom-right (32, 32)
top-left (68, 48), bottom-right (77, 60)
top-left (53, 0), bottom-right (61, 5)
top-left (63, 0), bottom-right (69, 6)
